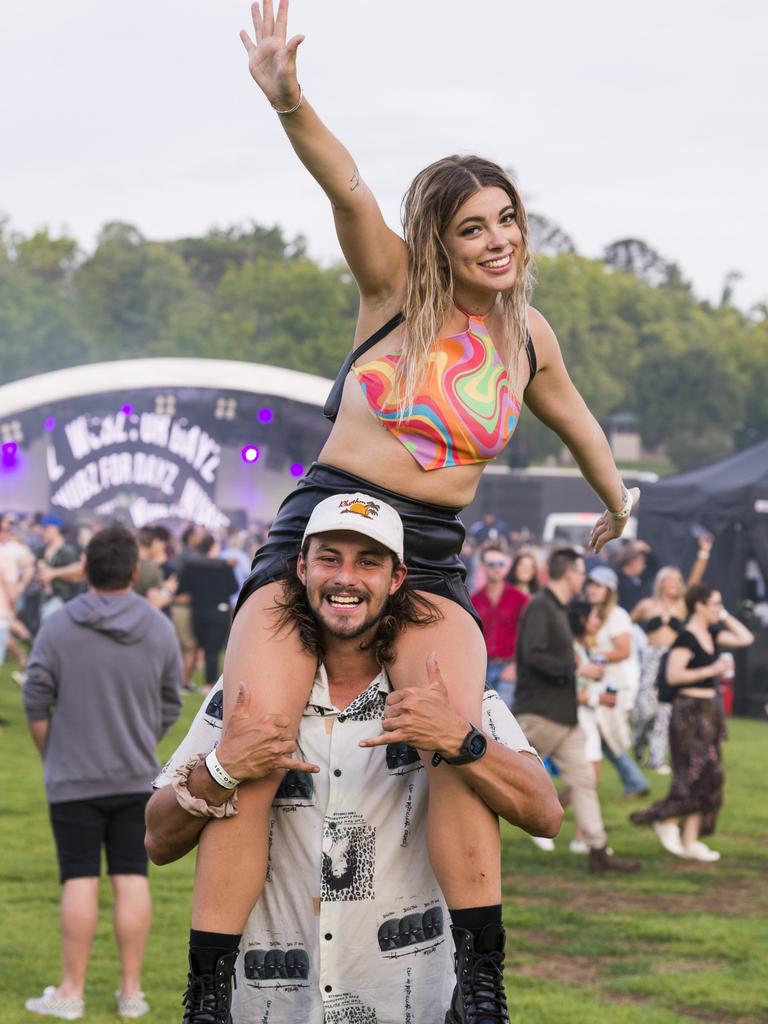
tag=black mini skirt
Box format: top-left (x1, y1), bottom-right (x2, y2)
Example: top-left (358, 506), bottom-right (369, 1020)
top-left (234, 462), bottom-right (480, 629)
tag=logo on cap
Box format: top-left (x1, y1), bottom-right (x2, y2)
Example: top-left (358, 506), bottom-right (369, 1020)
top-left (339, 498), bottom-right (380, 520)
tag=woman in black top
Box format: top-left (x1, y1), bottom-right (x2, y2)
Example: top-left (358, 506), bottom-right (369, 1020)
top-left (630, 583), bottom-right (753, 861)
top-left (630, 539), bottom-right (710, 770)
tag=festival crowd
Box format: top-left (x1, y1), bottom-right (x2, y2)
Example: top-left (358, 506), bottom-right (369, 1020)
top-left (1, 501), bottom-right (754, 1022)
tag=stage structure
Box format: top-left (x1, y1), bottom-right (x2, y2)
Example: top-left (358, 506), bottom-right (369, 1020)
top-left (0, 359), bottom-right (333, 529)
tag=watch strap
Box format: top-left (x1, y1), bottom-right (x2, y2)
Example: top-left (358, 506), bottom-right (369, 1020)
top-left (432, 725), bottom-right (486, 766)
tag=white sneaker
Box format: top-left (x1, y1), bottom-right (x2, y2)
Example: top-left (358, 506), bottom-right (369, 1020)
top-left (682, 841), bottom-right (720, 862)
top-left (655, 764), bottom-right (672, 775)
top-left (569, 839), bottom-right (589, 854)
top-left (116, 990), bottom-right (150, 1018)
top-left (653, 821), bottom-right (684, 857)
top-left (530, 835), bottom-right (556, 851)
top-left (25, 986), bottom-right (84, 1020)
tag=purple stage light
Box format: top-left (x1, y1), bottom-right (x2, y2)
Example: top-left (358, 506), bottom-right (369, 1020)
top-left (44, 416), bottom-right (57, 431)
top-left (257, 407), bottom-right (273, 424)
top-left (289, 463), bottom-right (304, 478)
top-left (241, 445), bottom-right (260, 464)
top-left (121, 403), bottom-right (133, 415)
top-left (2, 442), bottom-right (18, 468)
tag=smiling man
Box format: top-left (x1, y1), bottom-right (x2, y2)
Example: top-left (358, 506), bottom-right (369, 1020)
top-left (146, 493), bottom-right (562, 1024)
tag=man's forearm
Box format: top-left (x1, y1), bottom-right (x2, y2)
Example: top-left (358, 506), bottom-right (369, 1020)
top-left (456, 743), bottom-right (563, 838)
top-left (27, 719), bottom-right (49, 755)
top-left (48, 560), bottom-right (85, 583)
top-left (144, 762), bottom-right (229, 865)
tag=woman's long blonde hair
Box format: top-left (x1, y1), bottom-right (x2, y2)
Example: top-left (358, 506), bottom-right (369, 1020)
top-left (399, 155), bottom-right (533, 414)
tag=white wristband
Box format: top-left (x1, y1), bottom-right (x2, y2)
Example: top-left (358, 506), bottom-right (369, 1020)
top-left (204, 747), bottom-right (240, 790)
top-left (608, 484), bottom-right (633, 521)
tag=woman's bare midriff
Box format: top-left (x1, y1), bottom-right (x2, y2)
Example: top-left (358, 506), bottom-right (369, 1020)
top-left (318, 316), bottom-right (532, 508)
top-left (318, 369), bottom-right (487, 508)
top-left (646, 625), bottom-right (682, 649)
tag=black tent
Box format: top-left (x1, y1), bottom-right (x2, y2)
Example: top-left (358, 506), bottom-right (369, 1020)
top-left (638, 439), bottom-right (768, 609)
top-left (639, 440), bottom-right (768, 717)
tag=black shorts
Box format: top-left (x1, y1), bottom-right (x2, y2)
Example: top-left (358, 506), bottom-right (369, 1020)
top-left (49, 793), bottom-right (151, 883)
top-left (235, 462), bottom-right (481, 629)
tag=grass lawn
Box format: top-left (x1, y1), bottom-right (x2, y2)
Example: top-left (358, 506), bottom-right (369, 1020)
top-left (1, 663), bottom-right (766, 1023)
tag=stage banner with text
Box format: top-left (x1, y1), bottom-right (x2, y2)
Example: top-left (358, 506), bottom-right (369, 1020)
top-left (46, 394), bottom-right (229, 529)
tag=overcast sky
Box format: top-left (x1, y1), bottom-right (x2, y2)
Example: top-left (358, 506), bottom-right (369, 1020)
top-left (3, 0), bottom-right (766, 310)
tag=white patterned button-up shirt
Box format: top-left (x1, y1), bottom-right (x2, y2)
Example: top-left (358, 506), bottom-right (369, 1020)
top-left (156, 669), bottom-right (536, 1024)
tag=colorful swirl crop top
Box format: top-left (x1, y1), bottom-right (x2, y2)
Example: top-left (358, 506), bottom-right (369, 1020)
top-left (323, 312), bottom-right (537, 472)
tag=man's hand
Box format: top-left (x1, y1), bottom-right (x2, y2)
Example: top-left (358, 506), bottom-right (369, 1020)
top-left (216, 683), bottom-right (319, 781)
top-left (598, 691), bottom-right (617, 708)
top-left (499, 661), bottom-right (517, 683)
top-left (579, 660), bottom-right (605, 681)
top-left (359, 653), bottom-right (470, 760)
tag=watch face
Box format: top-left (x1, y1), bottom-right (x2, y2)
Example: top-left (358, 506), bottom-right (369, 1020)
top-left (469, 733), bottom-right (486, 757)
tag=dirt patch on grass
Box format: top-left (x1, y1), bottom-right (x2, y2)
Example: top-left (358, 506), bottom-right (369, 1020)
top-left (503, 873), bottom-right (768, 916)
top-left (513, 956), bottom-right (757, 1023)
top-left (516, 953), bottom-right (603, 986)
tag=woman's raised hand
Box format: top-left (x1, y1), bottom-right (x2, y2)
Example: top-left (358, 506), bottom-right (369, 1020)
top-left (240, 0), bottom-right (304, 108)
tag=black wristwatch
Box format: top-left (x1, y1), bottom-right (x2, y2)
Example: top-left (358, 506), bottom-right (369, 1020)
top-left (432, 725), bottom-right (487, 767)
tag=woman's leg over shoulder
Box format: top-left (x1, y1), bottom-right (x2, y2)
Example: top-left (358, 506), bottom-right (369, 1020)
top-left (388, 594), bottom-right (501, 907)
top-left (192, 582), bottom-right (317, 931)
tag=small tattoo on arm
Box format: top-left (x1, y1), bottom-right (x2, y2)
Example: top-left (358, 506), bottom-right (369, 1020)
top-left (349, 169), bottom-right (360, 192)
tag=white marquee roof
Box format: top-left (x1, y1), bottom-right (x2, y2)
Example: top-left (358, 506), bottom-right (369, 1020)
top-left (0, 358), bottom-right (333, 419)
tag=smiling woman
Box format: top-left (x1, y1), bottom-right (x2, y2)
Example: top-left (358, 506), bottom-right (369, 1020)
top-left (174, 3), bottom-right (639, 1023)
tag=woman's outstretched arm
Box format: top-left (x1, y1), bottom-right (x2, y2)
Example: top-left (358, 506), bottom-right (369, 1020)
top-left (241, 0), bottom-right (406, 300)
top-left (523, 306), bottom-right (638, 552)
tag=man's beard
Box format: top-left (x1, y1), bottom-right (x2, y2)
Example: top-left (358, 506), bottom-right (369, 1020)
top-left (309, 588), bottom-right (387, 642)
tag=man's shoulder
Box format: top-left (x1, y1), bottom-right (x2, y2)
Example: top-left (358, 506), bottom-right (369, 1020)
top-left (523, 590), bottom-right (551, 612)
top-left (54, 543), bottom-right (79, 564)
top-left (141, 598), bottom-right (180, 642)
top-left (503, 583), bottom-right (528, 605)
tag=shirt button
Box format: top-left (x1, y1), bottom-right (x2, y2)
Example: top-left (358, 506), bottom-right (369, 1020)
top-left (333, 769), bottom-right (342, 777)
top-left (324, 984), bottom-right (333, 993)
top-left (324, 932), bottom-right (333, 941)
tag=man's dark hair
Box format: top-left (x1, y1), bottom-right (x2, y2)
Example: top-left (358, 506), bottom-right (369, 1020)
top-left (481, 543), bottom-right (507, 561)
top-left (181, 525), bottom-right (199, 548)
top-left (618, 544), bottom-right (646, 569)
top-left (198, 533), bottom-right (217, 556)
top-left (547, 547), bottom-right (583, 581)
top-left (686, 582), bottom-right (714, 617)
top-left (138, 524), bottom-right (172, 549)
top-left (85, 525), bottom-right (139, 590)
top-left (273, 541), bottom-right (441, 666)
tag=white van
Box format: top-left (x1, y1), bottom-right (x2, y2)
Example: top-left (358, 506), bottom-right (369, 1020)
top-left (542, 511), bottom-right (638, 550)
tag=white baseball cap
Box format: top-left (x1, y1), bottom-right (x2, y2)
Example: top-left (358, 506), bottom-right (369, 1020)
top-left (587, 565), bottom-right (619, 591)
top-left (302, 493), bottom-right (405, 561)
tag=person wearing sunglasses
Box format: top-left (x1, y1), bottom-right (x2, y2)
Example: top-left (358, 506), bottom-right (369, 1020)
top-left (471, 544), bottom-right (529, 708)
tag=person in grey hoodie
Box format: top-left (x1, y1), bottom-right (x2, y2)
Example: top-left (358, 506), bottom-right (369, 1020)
top-left (23, 524), bottom-right (183, 1021)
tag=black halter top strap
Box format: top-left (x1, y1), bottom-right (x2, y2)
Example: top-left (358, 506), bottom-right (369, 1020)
top-left (323, 312), bottom-right (538, 423)
top-left (323, 313), bottom-right (403, 422)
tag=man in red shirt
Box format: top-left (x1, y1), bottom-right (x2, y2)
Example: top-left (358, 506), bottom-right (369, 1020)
top-left (472, 545), bottom-right (529, 708)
